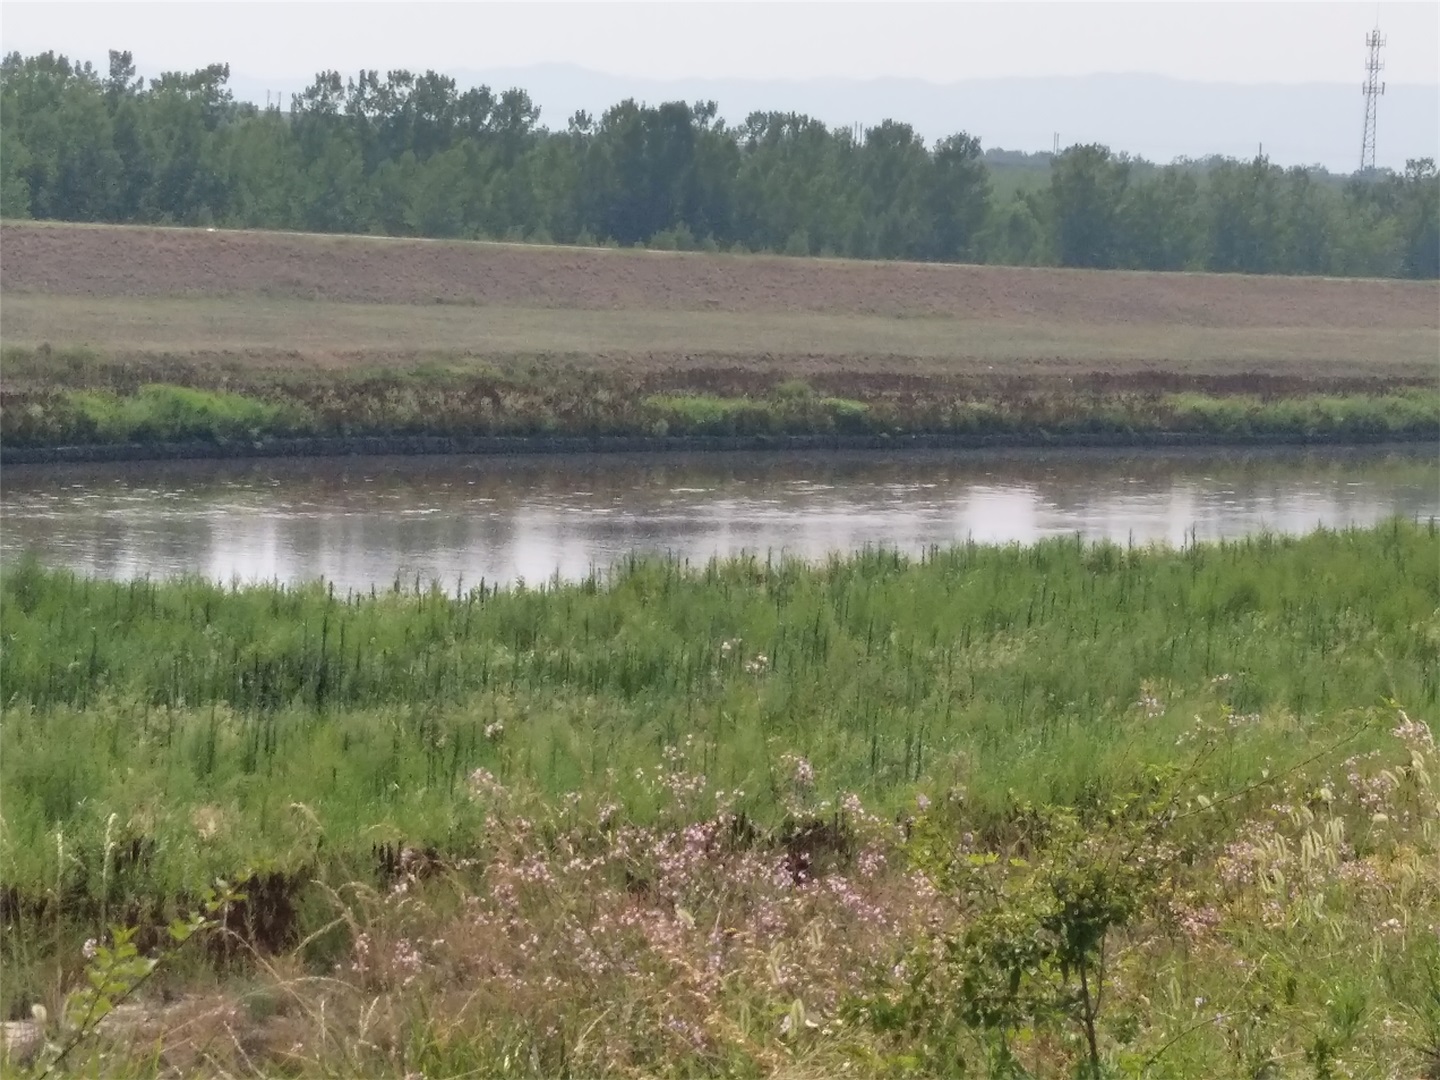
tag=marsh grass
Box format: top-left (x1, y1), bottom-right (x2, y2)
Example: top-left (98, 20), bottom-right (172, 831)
top-left (1, 523), bottom-right (1434, 890)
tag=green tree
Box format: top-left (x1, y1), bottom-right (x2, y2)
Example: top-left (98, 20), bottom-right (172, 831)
top-left (1397, 158), bottom-right (1440, 279)
top-left (582, 98), bottom-right (712, 245)
top-left (1206, 156), bottom-right (1283, 274)
top-left (406, 144), bottom-right (469, 237)
top-left (369, 149), bottom-right (420, 234)
top-left (298, 131), bottom-right (370, 233)
top-left (0, 52), bottom-right (120, 220)
top-left (141, 64), bottom-right (234, 223)
top-left (1278, 166), bottom-right (1338, 274)
top-left (223, 108), bottom-right (298, 228)
top-left (856, 120), bottom-right (930, 259)
top-left (1051, 144), bottom-right (1129, 268)
top-left (0, 121), bottom-right (31, 217)
top-left (978, 190), bottom-right (1047, 265)
top-left (1119, 165), bottom-right (1202, 270)
top-left (103, 51), bottom-right (149, 217)
top-left (924, 132), bottom-right (990, 262)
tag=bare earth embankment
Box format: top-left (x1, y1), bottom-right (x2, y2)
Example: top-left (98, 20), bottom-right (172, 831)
top-left (10, 219), bottom-right (1437, 319)
top-left (4, 221), bottom-right (1437, 375)
top-left (1, 221), bottom-right (1437, 456)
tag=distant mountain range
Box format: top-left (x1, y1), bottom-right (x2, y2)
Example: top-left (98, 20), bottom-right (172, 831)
top-left (222, 65), bottom-right (1438, 174)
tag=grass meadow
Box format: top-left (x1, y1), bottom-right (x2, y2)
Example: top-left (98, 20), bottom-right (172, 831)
top-left (1, 522), bottom-right (1438, 1076)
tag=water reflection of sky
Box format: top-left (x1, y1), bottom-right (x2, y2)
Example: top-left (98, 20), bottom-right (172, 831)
top-left (1, 447), bottom-right (1435, 591)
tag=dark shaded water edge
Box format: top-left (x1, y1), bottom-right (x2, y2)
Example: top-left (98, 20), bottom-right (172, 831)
top-left (3, 427), bottom-right (1436, 467)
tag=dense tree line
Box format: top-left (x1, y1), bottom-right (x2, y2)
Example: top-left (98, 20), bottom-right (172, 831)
top-left (2, 50), bottom-right (1436, 277)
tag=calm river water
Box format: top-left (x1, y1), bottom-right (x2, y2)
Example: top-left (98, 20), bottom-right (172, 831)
top-left (1, 446), bottom-right (1435, 590)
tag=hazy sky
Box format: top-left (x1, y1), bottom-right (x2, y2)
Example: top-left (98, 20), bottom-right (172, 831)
top-left (2, 1), bottom-right (1437, 86)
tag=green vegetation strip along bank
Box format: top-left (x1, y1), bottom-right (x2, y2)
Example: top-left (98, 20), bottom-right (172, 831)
top-left (2, 523), bottom-right (1439, 1076)
top-left (3, 372), bottom-right (1436, 459)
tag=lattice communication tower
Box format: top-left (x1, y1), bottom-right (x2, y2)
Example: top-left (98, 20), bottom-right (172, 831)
top-left (1360, 27), bottom-right (1386, 172)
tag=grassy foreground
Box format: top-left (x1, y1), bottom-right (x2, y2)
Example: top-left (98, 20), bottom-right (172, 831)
top-left (1, 522), bottom-right (1438, 1076)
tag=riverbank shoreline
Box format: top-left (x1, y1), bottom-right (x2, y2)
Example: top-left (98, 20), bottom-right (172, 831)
top-left (5, 426), bottom-right (1438, 466)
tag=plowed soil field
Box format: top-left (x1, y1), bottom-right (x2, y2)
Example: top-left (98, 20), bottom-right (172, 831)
top-left (3, 221), bottom-right (1436, 385)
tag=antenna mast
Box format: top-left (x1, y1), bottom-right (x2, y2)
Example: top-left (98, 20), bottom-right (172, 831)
top-left (1359, 26), bottom-right (1386, 172)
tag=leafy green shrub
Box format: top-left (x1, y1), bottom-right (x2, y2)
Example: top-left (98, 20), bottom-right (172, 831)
top-left (62, 385), bottom-right (299, 443)
top-left (643, 394), bottom-right (775, 435)
top-left (1167, 392), bottom-right (1256, 434)
top-left (771, 379), bottom-right (816, 403)
top-left (857, 795), bottom-right (1169, 1076)
top-left (1164, 390), bottom-right (1439, 437)
top-left (822, 397), bottom-right (870, 433)
top-left (648, 224), bottom-right (697, 251)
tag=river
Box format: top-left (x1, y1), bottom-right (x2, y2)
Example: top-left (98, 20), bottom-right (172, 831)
top-left (1, 445), bottom-right (1435, 591)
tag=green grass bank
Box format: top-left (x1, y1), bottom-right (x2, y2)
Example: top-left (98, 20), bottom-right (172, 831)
top-left (2, 362), bottom-right (1436, 458)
